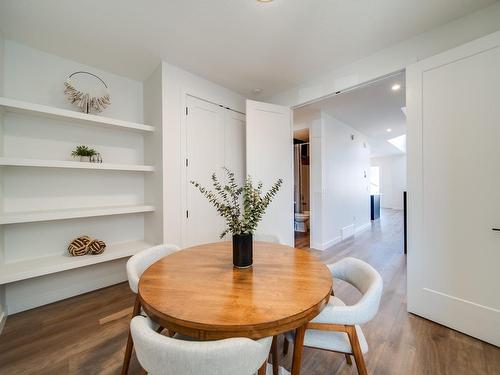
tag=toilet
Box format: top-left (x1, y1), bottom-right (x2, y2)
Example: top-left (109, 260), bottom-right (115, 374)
top-left (294, 211), bottom-right (310, 232)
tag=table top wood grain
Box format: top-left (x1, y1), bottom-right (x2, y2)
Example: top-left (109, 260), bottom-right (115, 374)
top-left (139, 241), bottom-right (332, 340)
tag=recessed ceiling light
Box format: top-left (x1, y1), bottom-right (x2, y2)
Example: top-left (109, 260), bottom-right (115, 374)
top-left (391, 84), bottom-right (401, 91)
top-left (386, 128), bottom-right (392, 132)
top-left (257, 0), bottom-right (273, 2)
top-left (252, 88), bottom-right (263, 95)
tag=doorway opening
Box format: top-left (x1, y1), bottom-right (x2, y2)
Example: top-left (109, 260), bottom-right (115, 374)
top-left (293, 128), bottom-right (310, 248)
top-left (292, 71), bottom-right (407, 252)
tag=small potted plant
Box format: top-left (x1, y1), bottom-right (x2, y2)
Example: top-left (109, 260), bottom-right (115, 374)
top-left (71, 145), bottom-right (97, 162)
top-left (191, 168), bottom-right (282, 268)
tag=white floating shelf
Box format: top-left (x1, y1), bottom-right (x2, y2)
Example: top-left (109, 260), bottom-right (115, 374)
top-left (0, 240), bottom-right (153, 284)
top-left (0, 157), bottom-right (154, 172)
top-left (0, 96), bottom-right (155, 133)
top-left (0, 205), bottom-right (155, 225)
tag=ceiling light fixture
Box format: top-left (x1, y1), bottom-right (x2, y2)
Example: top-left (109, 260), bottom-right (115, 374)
top-left (257, 0), bottom-right (273, 2)
top-left (386, 128), bottom-right (392, 132)
top-left (391, 83), bottom-right (401, 91)
top-left (252, 88), bottom-right (263, 95)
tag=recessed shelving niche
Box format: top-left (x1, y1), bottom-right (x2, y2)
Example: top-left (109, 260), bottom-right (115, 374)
top-left (0, 42), bottom-right (165, 316)
top-left (0, 69), bottom-right (163, 309)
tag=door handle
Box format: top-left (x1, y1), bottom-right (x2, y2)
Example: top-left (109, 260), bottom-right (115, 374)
top-left (493, 228), bottom-right (500, 231)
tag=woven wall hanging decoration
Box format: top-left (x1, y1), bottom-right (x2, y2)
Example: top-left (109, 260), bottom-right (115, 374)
top-left (64, 71), bottom-right (111, 114)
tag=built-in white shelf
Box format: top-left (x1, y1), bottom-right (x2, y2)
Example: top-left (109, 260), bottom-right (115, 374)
top-left (0, 205), bottom-right (155, 225)
top-left (0, 96), bottom-right (155, 133)
top-left (0, 157), bottom-right (154, 172)
top-left (0, 240), bottom-right (153, 284)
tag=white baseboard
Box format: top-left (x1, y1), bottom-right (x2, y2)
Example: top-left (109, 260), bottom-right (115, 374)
top-left (312, 235), bottom-right (341, 251)
top-left (312, 222), bottom-right (371, 251)
top-left (4, 258), bottom-right (128, 315)
top-left (355, 222), bottom-right (372, 235)
top-left (341, 224), bottom-right (355, 241)
top-left (380, 205), bottom-right (403, 210)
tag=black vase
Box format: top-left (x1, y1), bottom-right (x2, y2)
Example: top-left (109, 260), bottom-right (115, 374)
top-left (232, 233), bottom-right (253, 268)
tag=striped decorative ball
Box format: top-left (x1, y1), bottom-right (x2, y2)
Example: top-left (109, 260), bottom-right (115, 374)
top-left (87, 239), bottom-right (106, 255)
top-left (68, 236), bottom-right (91, 256)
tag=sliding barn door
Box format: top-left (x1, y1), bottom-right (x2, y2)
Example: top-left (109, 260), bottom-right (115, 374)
top-left (407, 31), bottom-right (500, 345)
top-left (246, 100), bottom-right (294, 246)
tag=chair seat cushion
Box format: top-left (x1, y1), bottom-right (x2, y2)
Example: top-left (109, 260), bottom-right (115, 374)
top-left (285, 296), bottom-right (368, 354)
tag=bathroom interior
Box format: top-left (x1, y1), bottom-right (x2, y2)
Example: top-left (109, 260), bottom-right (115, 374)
top-left (293, 129), bottom-right (310, 247)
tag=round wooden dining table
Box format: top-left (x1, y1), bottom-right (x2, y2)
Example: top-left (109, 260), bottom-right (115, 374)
top-left (139, 241), bottom-right (333, 375)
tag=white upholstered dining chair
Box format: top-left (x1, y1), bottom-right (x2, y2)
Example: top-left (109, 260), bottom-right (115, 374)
top-left (121, 243), bottom-right (180, 375)
top-left (284, 257), bottom-right (383, 375)
top-left (131, 315), bottom-right (273, 375)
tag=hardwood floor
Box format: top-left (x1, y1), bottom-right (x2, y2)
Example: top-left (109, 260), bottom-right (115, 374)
top-left (0, 209), bottom-right (498, 374)
top-left (294, 230), bottom-right (310, 249)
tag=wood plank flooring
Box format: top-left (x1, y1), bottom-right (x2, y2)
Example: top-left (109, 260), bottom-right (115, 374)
top-left (0, 209), bottom-right (498, 374)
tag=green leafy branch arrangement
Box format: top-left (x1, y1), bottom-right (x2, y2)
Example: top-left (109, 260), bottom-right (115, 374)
top-left (191, 168), bottom-right (283, 239)
top-left (71, 145), bottom-right (97, 157)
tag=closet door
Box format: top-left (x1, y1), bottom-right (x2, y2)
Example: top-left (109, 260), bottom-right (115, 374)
top-left (407, 31), bottom-right (500, 345)
top-left (185, 96), bottom-right (225, 246)
top-left (246, 100), bottom-right (293, 245)
top-left (224, 110), bottom-right (246, 186)
top-left (185, 96), bottom-right (246, 247)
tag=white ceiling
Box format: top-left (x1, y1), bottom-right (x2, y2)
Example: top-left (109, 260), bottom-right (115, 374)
top-left (299, 72), bottom-right (406, 157)
top-left (0, 0), bottom-right (495, 98)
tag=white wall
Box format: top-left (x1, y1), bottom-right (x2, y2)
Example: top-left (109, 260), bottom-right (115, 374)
top-left (269, 2), bottom-right (500, 108)
top-left (311, 112), bottom-right (371, 250)
top-left (3, 41), bottom-right (143, 123)
top-left (143, 64), bottom-right (164, 246)
top-left (371, 155), bottom-right (407, 210)
top-left (161, 62), bottom-right (246, 247)
top-left (0, 30), bottom-right (5, 332)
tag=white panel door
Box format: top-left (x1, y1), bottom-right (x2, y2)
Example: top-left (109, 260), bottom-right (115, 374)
top-left (407, 31), bottom-right (500, 345)
top-left (185, 96), bottom-right (225, 246)
top-left (246, 100), bottom-right (293, 245)
top-left (224, 110), bottom-right (246, 186)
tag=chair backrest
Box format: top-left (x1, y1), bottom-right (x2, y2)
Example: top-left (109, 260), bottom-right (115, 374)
top-left (126, 244), bottom-right (180, 293)
top-left (253, 233), bottom-right (281, 244)
top-left (328, 257), bottom-right (383, 324)
top-left (131, 316), bottom-right (272, 375)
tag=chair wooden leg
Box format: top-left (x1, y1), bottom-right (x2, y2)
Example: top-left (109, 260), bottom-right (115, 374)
top-left (258, 361), bottom-right (267, 375)
top-left (271, 336), bottom-right (279, 375)
top-left (121, 295), bottom-right (141, 375)
top-left (291, 324), bottom-right (306, 375)
top-left (346, 325), bottom-right (367, 375)
top-left (345, 353), bottom-right (352, 365)
top-left (283, 337), bottom-right (289, 356)
top-left (167, 329), bottom-right (176, 337)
